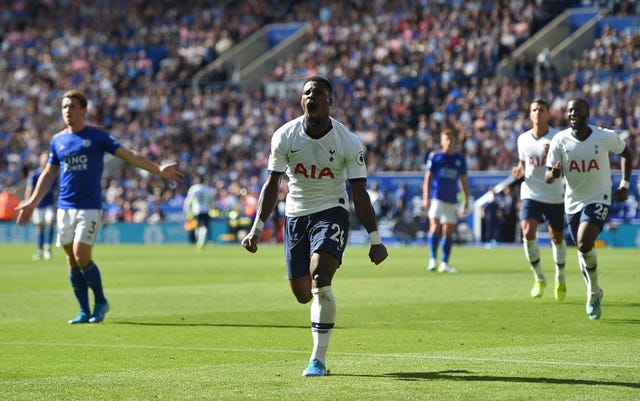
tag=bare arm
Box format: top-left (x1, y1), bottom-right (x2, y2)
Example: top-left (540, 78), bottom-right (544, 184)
top-left (459, 174), bottom-right (470, 212)
top-left (351, 180), bottom-right (378, 234)
top-left (614, 144), bottom-right (633, 201)
top-left (241, 173), bottom-right (281, 253)
top-left (422, 170), bottom-right (432, 210)
top-left (16, 163), bottom-right (59, 225)
top-left (24, 178), bottom-right (33, 201)
top-left (511, 160), bottom-right (525, 180)
top-left (351, 179), bottom-right (388, 265)
top-left (545, 161), bottom-right (562, 183)
top-left (114, 147), bottom-right (183, 182)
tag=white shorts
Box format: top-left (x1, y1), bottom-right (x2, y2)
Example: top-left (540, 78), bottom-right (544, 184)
top-left (57, 209), bottom-right (103, 247)
top-left (32, 206), bottom-right (55, 225)
top-left (428, 199), bottom-right (458, 225)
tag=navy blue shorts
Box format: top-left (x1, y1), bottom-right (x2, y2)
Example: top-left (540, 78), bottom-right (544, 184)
top-left (284, 206), bottom-right (350, 280)
top-left (566, 203), bottom-right (609, 244)
top-left (519, 199), bottom-right (565, 232)
top-left (196, 213), bottom-right (210, 228)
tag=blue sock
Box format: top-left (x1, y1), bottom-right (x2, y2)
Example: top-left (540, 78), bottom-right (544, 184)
top-left (38, 230), bottom-right (44, 250)
top-left (48, 225), bottom-right (55, 246)
top-left (80, 261), bottom-right (107, 304)
top-left (442, 236), bottom-right (453, 264)
top-left (430, 232), bottom-right (441, 260)
top-left (69, 268), bottom-right (90, 314)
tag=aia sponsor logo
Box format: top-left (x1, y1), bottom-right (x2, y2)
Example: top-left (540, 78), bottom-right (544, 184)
top-left (568, 159), bottom-right (600, 172)
top-left (527, 155), bottom-right (546, 167)
top-left (293, 163), bottom-right (335, 179)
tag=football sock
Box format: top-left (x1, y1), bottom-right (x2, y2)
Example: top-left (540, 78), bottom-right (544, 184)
top-left (69, 267), bottom-right (90, 314)
top-left (80, 261), bottom-right (107, 304)
top-left (196, 227), bottom-right (207, 247)
top-left (552, 239), bottom-right (567, 281)
top-left (48, 225), bottom-right (55, 246)
top-left (309, 286), bottom-right (335, 364)
top-left (38, 230), bottom-right (45, 250)
top-left (442, 236), bottom-right (453, 264)
top-left (524, 239), bottom-right (543, 279)
top-left (578, 249), bottom-right (599, 293)
top-left (430, 232), bottom-right (441, 261)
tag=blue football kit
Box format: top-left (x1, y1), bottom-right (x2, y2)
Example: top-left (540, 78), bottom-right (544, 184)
top-left (425, 151), bottom-right (467, 204)
top-left (49, 126), bottom-right (121, 209)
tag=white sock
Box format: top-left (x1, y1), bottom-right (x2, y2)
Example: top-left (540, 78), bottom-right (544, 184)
top-left (309, 286), bottom-right (335, 364)
top-left (552, 239), bottom-right (567, 282)
top-left (196, 227), bottom-right (207, 246)
top-left (578, 249), bottom-right (599, 293)
top-left (523, 239), bottom-right (544, 279)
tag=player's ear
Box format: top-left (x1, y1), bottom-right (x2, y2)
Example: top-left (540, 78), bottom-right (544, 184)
top-left (328, 96), bottom-right (333, 107)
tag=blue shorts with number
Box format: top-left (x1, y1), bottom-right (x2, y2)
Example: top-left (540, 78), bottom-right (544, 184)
top-left (284, 206), bottom-right (350, 280)
top-left (519, 199), bottom-right (565, 232)
top-left (566, 203), bottom-right (609, 244)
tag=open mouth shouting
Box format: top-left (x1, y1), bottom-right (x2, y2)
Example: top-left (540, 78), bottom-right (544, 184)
top-left (305, 101), bottom-right (320, 125)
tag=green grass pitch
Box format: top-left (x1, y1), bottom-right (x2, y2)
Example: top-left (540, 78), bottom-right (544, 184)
top-left (1, 243), bottom-right (638, 400)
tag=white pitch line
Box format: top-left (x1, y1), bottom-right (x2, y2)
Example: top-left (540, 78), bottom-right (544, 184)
top-left (1, 341), bottom-right (637, 369)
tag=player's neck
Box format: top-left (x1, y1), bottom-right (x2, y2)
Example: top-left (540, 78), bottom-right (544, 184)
top-left (305, 118), bottom-right (332, 139)
top-left (532, 124), bottom-right (548, 138)
top-left (572, 125), bottom-right (592, 141)
top-left (67, 123), bottom-right (86, 134)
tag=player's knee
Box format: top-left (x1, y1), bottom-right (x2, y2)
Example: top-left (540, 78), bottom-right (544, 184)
top-left (74, 254), bottom-right (91, 267)
top-left (576, 242), bottom-right (593, 254)
top-left (65, 255), bottom-right (76, 267)
top-left (312, 273), bottom-right (332, 289)
top-left (294, 292), bottom-right (312, 304)
top-left (551, 234), bottom-right (564, 245)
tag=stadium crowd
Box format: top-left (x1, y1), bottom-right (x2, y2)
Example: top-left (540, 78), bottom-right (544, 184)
top-left (1, 0), bottom-right (639, 232)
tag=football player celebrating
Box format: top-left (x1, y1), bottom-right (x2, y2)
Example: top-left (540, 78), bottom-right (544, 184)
top-left (242, 76), bottom-right (388, 376)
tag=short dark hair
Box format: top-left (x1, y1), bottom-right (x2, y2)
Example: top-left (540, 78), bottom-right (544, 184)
top-left (530, 98), bottom-right (549, 110)
top-left (570, 98), bottom-right (589, 108)
top-left (303, 75), bottom-right (333, 97)
top-left (62, 89), bottom-right (88, 109)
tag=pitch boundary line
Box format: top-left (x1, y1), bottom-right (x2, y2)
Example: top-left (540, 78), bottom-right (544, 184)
top-left (1, 341), bottom-right (637, 369)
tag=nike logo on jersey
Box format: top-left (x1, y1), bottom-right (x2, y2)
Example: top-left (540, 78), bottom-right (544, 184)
top-left (291, 149), bottom-right (302, 153)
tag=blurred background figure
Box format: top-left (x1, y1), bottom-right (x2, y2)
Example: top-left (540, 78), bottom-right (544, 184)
top-left (183, 175), bottom-right (215, 251)
top-left (25, 152), bottom-right (57, 260)
top-left (422, 129), bottom-right (470, 273)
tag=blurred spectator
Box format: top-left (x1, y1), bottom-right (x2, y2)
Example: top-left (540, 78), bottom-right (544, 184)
top-left (0, 0), bottom-right (638, 240)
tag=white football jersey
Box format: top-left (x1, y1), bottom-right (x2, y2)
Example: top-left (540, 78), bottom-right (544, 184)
top-left (268, 116), bottom-right (367, 217)
top-left (546, 125), bottom-right (626, 214)
top-left (183, 183), bottom-right (215, 215)
top-left (517, 127), bottom-right (563, 203)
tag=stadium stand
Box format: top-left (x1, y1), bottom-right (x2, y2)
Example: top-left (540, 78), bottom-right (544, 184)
top-left (1, 1), bottom-right (638, 240)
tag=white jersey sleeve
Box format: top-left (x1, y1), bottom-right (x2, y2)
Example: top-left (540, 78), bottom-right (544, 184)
top-left (546, 126), bottom-right (626, 214)
top-left (517, 128), bottom-right (563, 203)
top-left (268, 116), bottom-right (367, 217)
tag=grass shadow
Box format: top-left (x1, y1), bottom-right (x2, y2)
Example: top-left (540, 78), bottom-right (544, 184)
top-left (110, 320), bottom-right (308, 329)
top-left (337, 369), bottom-right (640, 389)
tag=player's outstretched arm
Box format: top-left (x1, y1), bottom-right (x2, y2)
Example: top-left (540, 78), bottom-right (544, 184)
top-left (114, 147), bottom-right (184, 182)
